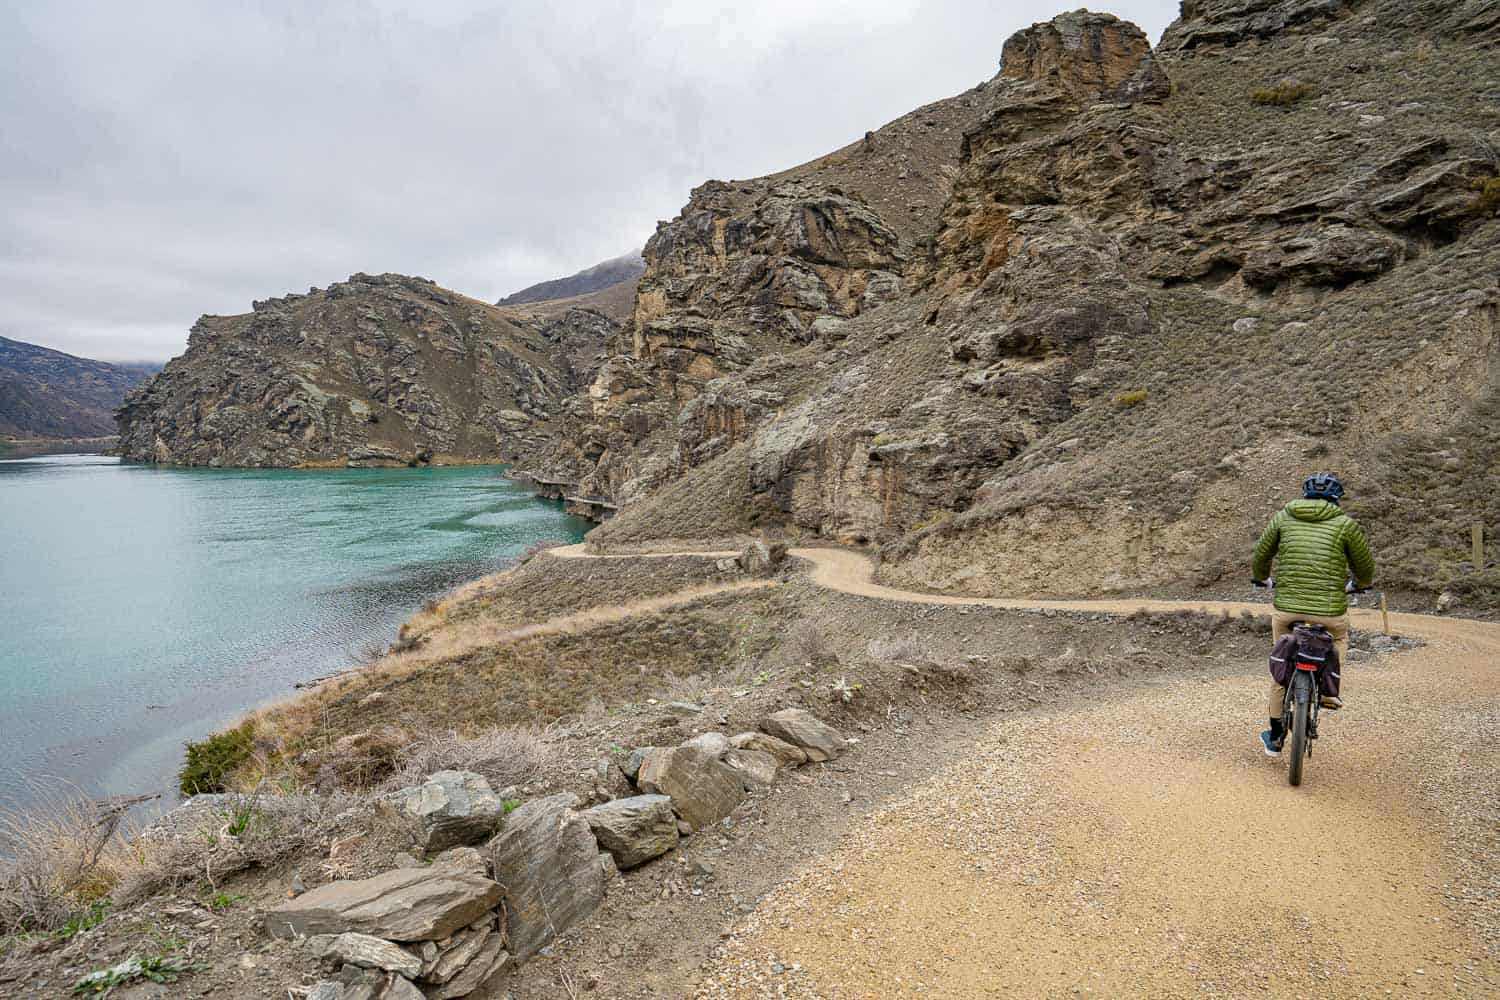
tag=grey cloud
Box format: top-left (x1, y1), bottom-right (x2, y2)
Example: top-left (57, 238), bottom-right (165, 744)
top-left (0, 0), bottom-right (1177, 361)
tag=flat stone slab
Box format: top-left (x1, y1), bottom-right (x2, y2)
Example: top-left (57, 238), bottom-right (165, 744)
top-left (583, 794), bottom-right (679, 869)
top-left (730, 731), bottom-right (808, 766)
top-left (760, 708), bottom-right (845, 762)
top-left (723, 747), bottom-right (779, 789)
top-left (484, 793), bottom-right (604, 961)
top-left (263, 863), bottom-right (503, 942)
top-left (305, 932), bottom-right (422, 978)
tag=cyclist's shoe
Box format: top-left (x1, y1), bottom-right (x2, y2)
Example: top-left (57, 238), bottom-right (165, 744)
top-left (1259, 730), bottom-right (1284, 757)
top-left (1319, 695), bottom-right (1344, 710)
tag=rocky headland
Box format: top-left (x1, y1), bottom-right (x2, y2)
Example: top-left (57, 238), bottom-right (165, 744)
top-left (115, 274), bottom-right (613, 468)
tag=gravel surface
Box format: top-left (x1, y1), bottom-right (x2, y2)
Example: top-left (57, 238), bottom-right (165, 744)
top-left (686, 550), bottom-right (1500, 998)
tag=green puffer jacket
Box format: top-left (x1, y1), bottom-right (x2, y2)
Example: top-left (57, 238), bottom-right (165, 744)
top-left (1252, 499), bottom-right (1376, 617)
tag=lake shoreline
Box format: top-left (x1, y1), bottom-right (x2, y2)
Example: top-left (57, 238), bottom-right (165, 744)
top-left (0, 456), bottom-right (590, 814)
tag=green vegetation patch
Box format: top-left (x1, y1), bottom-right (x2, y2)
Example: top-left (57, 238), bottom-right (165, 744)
top-left (178, 722), bottom-right (256, 796)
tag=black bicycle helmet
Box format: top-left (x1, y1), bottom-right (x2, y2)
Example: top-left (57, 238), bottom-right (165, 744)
top-left (1303, 472), bottom-right (1344, 502)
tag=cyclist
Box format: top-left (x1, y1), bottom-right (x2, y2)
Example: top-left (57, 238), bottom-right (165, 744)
top-left (1251, 472), bottom-right (1375, 756)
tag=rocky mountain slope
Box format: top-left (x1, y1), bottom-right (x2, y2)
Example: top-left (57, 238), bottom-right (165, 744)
top-left (0, 336), bottom-right (158, 439)
top-left (531, 1), bottom-right (1500, 608)
top-left (116, 274), bottom-right (610, 468)
top-left (497, 252), bottom-right (644, 309)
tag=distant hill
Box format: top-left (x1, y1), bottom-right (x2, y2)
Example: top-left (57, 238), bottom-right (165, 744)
top-left (497, 252), bottom-right (644, 309)
top-left (0, 336), bottom-right (160, 438)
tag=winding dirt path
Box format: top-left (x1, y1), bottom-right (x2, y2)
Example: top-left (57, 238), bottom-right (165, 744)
top-left (551, 544), bottom-right (1500, 997)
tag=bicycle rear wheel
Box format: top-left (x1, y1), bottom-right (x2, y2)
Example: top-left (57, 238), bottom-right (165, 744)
top-left (1288, 674), bottom-right (1310, 787)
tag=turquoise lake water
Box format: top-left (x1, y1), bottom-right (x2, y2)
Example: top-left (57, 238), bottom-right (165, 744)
top-left (0, 455), bottom-right (590, 812)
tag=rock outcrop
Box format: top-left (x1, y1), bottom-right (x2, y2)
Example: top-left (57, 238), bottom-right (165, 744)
top-left (116, 273), bottom-right (608, 468)
top-left (567, 2), bottom-right (1499, 606)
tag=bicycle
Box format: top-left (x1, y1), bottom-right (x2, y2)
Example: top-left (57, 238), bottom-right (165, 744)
top-left (1253, 578), bottom-right (1369, 786)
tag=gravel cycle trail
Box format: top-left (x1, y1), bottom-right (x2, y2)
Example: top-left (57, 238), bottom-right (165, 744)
top-left (551, 545), bottom-right (1499, 997)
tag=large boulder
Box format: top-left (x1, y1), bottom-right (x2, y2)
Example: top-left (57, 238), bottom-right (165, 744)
top-left (760, 709), bottom-right (846, 762)
top-left (582, 795), bottom-right (679, 869)
top-left (736, 540), bottom-right (788, 575)
top-left (381, 770), bottom-right (506, 854)
top-left (263, 863), bottom-right (503, 942)
top-left (483, 793), bottom-right (604, 960)
top-left (637, 738), bottom-right (747, 831)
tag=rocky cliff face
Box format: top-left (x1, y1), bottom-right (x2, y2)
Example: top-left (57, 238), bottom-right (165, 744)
top-left (117, 274), bottom-right (609, 468)
top-left (564, 2), bottom-right (1500, 605)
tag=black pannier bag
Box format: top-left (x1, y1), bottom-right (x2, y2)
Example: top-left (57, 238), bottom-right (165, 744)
top-left (1268, 632), bottom-right (1298, 686)
top-left (1268, 625), bottom-right (1342, 698)
top-left (1294, 624), bottom-right (1341, 699)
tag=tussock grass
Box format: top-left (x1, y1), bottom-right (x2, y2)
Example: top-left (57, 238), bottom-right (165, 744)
top-left (1250, 79), bottom-right (1313, 106)
top-left (381, 728), bottom-right (558, 793)
top-left (785, 619), bottom-right (835, 665)
top-left (0, 786), bottom-right (138, 933)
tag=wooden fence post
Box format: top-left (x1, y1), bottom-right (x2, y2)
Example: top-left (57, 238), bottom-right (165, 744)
top-left (1381, 592), bottom-right (1390, 636)
top-left (1475, 523), bottom-right (1486, 571)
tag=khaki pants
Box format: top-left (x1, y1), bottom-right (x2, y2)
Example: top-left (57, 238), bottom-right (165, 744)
top-left (1268, 610), bottom-right (1350, 718)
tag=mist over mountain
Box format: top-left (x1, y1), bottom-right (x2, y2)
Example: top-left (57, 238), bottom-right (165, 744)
top-left (0, 335), bottom-right (160, 438)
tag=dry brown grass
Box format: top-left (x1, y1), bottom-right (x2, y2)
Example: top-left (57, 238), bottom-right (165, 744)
top-left (0, 782), bottom-right (389, 936)
top-left (381, 728), bottom-right (559, 793)
top-left (117, 789), bottom-right (377, 903)
top-left (785, 619), bottom-right (834, 665)
top-left (0, 786), bottom-right (139, 933)
top-left (233, 589), bottom-right (788, 790)
top-left (1250, 79), bottom-right (1314, 106)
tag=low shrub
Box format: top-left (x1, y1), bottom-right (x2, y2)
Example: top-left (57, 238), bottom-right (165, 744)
top-left (785, 619), bottom-right (834, 665)
top-left (178, 723), bottom-right (256, 797)
top-left (867, 636), bottom-right (933, 664)
top-left (1113, 389), bottom-right (1150, 408)
top-left (1250, 79), bottom-right (1313, 106)
top-left (1472, 176), bottom-right (1500, 218)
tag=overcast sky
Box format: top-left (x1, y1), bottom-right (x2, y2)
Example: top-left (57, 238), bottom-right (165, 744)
top-left (1, 1), bottom-right (1177, 361)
